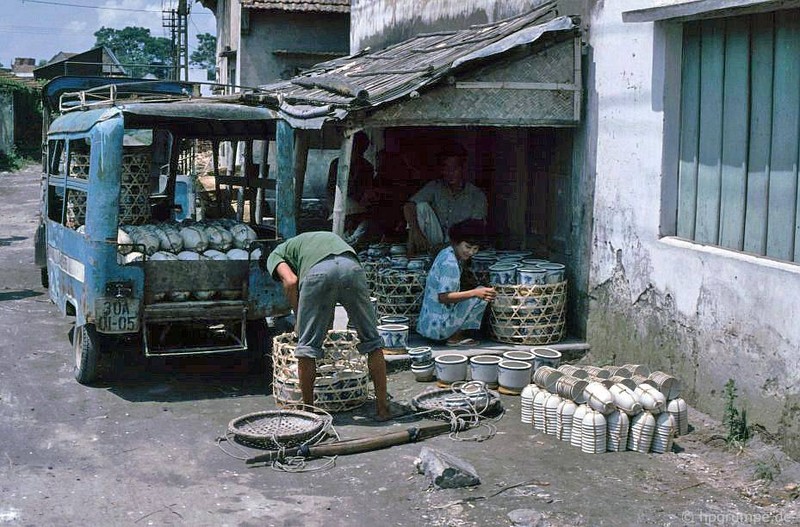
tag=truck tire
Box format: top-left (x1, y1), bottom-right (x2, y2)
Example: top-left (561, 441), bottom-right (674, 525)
top-left (73, 324), bottom-right (103, 385)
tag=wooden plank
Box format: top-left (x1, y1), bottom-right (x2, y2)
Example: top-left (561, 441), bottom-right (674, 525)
top-left (767, 11), bottom-right (800, 261)
top-left (694, 18), bottom-right (726, 244)
top-left (293, 130), bottom-right (309, 218)
top-left (676, 22), bottom-right (702, 239)
top-left (275, 121), bottom-right (297, 240)
top-left (332, 133), bottom-right (354, 237)
top-left (743, 12), bottom-right (774, 255)
top-left (660, 22), bottom-right (684, 236)
top-left (718, 16), bottom-right (750, 250)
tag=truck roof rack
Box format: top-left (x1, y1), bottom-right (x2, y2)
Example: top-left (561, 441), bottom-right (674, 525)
top-left (59, 80), bottom-right (196, 112)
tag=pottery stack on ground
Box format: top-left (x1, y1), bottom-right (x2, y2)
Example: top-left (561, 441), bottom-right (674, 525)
top-left (583, 365), bottom-right (611, 379)
top-left (667, 398), bottom-right (689, 436)
top-left (651, 412), bottom-right (676, 454)
top-left (647, 371), bottom-right (682, 400)
top-left (584, 381), bottom-right (616, 415)
top-left (609, 375), bottom-right (637, 391)
top-left (628, 411), bottom-right (656, 453)
top-left (543, 393), bottom-right (562, 435)
top-left (532, 366), bottom-right (563, 392)
top-left (609, 383), bottom-right (643, 416)
top-left (581, 409), bottom-right (607, 454)
top-left (533, 389), bottom-right (550, 431)
top-left (520, 384), bottom-right (539, 424)
top-left (623, 363), bottom-right (651, 377)
top-left (555, 375), bottom-right (589, 404)
top-left (410, 362), bottom-right (435, 382)
top-left (558, 364), bottom-right (589, 379)
top-left (606, 410), bottom-right (630, 452)
top-left (634, 384), bottom-right (666, 414)
top-left (570, 404), bottom-right (589, 448)
top-left (556, 399), bottom-right (577, 442)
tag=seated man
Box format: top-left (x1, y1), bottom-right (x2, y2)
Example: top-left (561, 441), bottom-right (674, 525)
top-left (403, 143), bottom-right (487, 255)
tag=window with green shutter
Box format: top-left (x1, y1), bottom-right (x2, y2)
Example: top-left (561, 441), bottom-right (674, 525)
top-left (675, 10), bottom-right (800, 262)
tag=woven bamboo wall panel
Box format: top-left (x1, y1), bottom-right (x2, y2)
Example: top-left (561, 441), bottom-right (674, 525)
top-left (467, 38), bottom-right (575, 84)
top-left (367, 84), bottom-right (576, 126)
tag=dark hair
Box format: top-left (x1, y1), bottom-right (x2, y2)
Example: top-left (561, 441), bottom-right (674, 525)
top-left (437, 142), bottom-right (467, 161)
top-left (448, 219), bottom-right (485, 246)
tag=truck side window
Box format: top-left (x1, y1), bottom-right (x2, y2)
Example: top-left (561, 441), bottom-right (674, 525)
top-left (46, 140), bottom-right (65, 223)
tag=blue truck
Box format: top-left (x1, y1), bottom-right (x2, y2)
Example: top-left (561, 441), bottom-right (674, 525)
top-left (35, 77), bottom-right (293, 384)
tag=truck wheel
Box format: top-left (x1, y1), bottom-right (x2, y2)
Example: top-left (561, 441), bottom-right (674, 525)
top-left (40, 267), bottom-right (49, 288)
top-left (74, 324), bottom-right (102, 385)
top-left (246, 319), bottom-right (272, 376)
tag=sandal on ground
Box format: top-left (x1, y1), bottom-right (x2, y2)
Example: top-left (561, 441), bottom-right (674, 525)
top-left (446, 337), bottom-right (478, 347)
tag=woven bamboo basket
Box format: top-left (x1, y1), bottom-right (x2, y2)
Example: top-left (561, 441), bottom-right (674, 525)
top-left (374, 270), bottom-right (427, 325)
top-left (489, 281), bottom-right (567, 345)
top-left (119, 152), bottom-right (152, 225)
top-left (272, 330), bottom-right (369, 412)
top-left (362, 261), bottom-right (382, 294)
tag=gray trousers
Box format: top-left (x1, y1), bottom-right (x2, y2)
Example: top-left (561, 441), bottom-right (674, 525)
top-left (295, 253), bottom-right (382, 359)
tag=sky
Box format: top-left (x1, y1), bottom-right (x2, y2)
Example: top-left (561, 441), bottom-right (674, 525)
top-left (0, 0), bottom-right (216, 69)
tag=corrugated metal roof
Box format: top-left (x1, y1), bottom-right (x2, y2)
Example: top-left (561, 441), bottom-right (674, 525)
top-left (250, 1), bottom-right (577, 128)
top-left (240, 0), bottom-right (349, 13)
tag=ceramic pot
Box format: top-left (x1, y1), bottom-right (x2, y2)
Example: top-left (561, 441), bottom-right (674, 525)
top-left (497, 359), bottom-right (532, 394)
top-left (390, 244), bottom-right (407, 256)
top-left (531, 347), bottom-right (562, 371)
top-left (517, 267), bottom-right (547, 286)
top-left (434, 354), bottom-right (468, 384)
top-left (538, 262), bottom-right (566, 284)
top-left (407, 346), bottom-right (433, 364)
top-left (410, 362), bottom-right (435, 382)
top-left (407, 258), bottom-right (426, 271)
top-left (380, 315), bottom-right (409, 325)
top-left (488, 262), bottom-right (519, 285)
top-left (377, 324), bottom-right (409, 350)
top-left (469, 355), bottom-right (502, 387)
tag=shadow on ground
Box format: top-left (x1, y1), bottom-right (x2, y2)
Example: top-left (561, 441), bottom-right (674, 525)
top-left (0, 289), bottom-right (43, 301)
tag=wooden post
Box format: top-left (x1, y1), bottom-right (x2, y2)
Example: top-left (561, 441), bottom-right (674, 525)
top-left (237, 140), bottom-right (250, 222)
top-left (332, 132), bottom-right (354, 237)
top-left (254, 140), bottom-right (268, 225)
top-left (212, 140), bottom-right (221, 216)
top-left (293, 130), bottom-right (309, 221)
top-left (275, 120), bottom-right (297, 240)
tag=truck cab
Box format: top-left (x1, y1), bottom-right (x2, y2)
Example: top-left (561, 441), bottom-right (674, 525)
top-left (37, 78), bottom-right (294, 384)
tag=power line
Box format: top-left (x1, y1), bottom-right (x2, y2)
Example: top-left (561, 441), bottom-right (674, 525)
top-left (20, 0), bottom-right (211, 14)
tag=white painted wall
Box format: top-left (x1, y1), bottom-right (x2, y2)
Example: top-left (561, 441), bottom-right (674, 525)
top-left (586, 0), bottom-right (800, 454)
top-left (351, 0), bottom-right (586, 53)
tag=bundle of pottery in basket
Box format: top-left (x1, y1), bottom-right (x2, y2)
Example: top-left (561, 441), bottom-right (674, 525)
top-left (358, 243), bottom-right (432, 294)
top-left (481, 254), bottom-right (568, 346)
top-left (373, 267), bottom-right (428, 326)
top-left (272, 330), bottom-right (370, 412)
top-left (520, 363), bottom-right (689, 454)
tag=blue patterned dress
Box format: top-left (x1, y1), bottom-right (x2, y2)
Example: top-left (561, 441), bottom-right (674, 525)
top-left (416, 246), bottom-right (488, 340)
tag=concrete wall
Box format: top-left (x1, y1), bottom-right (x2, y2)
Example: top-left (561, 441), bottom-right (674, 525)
top-left (240, 10), bottom-right (349, 86)
top-left (350, 0), bottom-right (587, 53)
top-left (585, 0), bottom-right (800, 456)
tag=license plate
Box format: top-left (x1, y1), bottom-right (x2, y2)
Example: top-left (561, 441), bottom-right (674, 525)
top-left (95, 297), bottom-right (140, 333)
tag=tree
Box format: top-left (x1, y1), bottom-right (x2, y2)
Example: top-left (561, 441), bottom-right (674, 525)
top-left (191, 33), bottom-right (217, 80)
top-left (94, 26), bottom-right (173, 79)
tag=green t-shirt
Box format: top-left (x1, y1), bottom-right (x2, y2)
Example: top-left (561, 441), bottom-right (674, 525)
top-left (266, 231), bottom-right (357, 283)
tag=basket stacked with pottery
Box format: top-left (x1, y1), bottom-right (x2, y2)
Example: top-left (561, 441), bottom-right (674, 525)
top-left (525, 362), bottom-right (688, 454)
top-left (272, 330), bottom-right (369, 412)
top-left (485, 257), bottom-right (568, 345)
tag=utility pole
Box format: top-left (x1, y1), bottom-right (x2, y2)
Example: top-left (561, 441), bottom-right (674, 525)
top-left (162, 0), bottom-right (190, 81)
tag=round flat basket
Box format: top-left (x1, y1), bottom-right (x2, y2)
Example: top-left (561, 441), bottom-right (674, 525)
top-left (411, 388), bottom-right (503, 419)
top-left (227, 409), bottom-right (327, 449)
